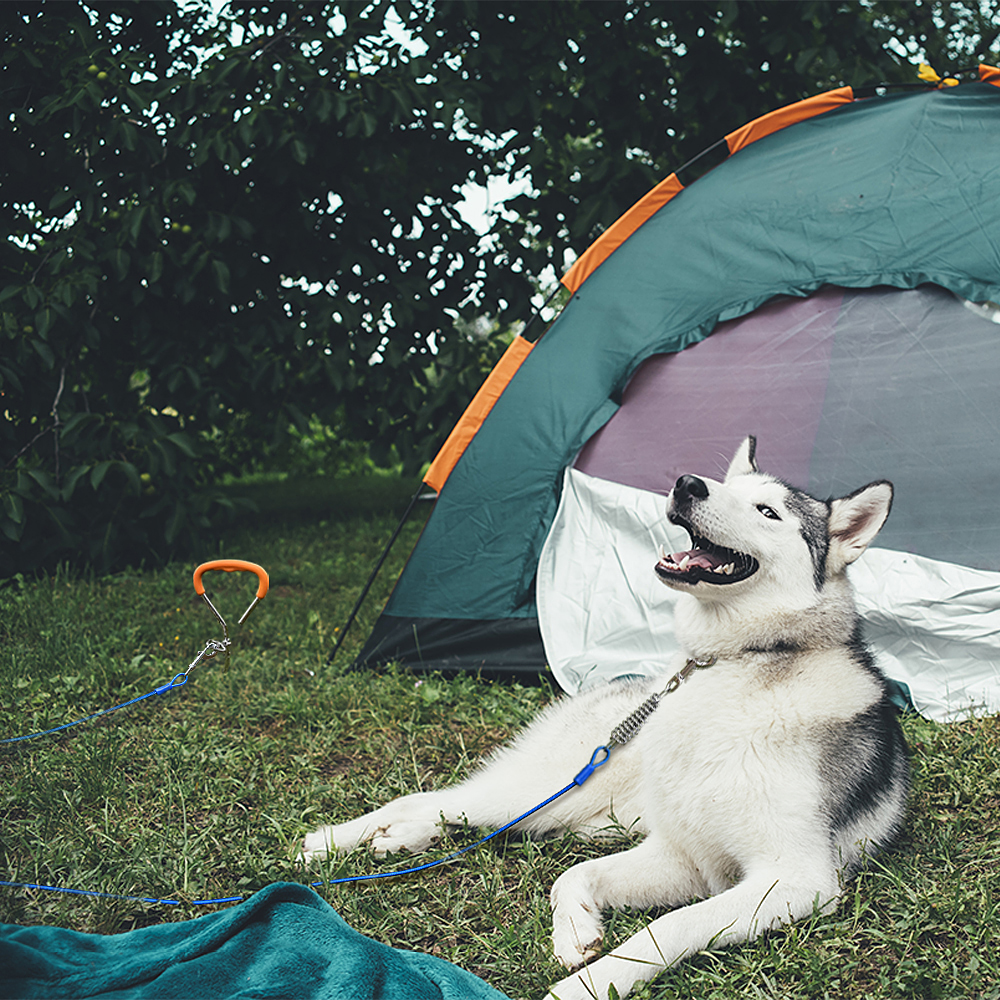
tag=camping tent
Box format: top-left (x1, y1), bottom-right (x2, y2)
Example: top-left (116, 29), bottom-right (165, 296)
top-left (355, 67), bottom-right (1000, 722)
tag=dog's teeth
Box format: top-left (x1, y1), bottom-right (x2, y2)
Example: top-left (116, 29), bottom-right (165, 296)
top-left (678, 555), bottom-right (691, 570)
top-left (659, 545), bottom-right (668, 561)
top-left (724, 563), bottom-right (735, 575)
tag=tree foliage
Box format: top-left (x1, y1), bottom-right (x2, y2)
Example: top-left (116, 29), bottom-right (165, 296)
top-left (2, 0), bottom-right (997, 575)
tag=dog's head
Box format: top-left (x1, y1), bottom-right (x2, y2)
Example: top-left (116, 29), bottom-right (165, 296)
top-left (656, 437), bottom-right (893, 607)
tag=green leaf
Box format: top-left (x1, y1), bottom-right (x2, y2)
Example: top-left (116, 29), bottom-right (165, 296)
top-left (315, 90), bottom-right (334, 123)
top-left (166, 432), bottom-right (198, 458)
top-left (60, 412), bottom-right (93, 439)
top-left (127, 205), bottom-right (147, 244)
top-left (120, 122), bottom-right (138, 151)
top-left (1, 516), bottom-right (24, 543)
top-left (90, 460), bottom-right (114, 490)
top-left (27, 468), bottom-right (59, 499)
top-left (60, 464), bottom-right (91, 502)
top-left (165, 501), bottom-right (187, 544)
top-left (211, 259), bottom-right (231, 294)
top-left (47, 188), bottom-right (76, 212)
top-left (148, 250), bottom-right (164, 284)
top-left (119, 461), bottom-right (142, 496)
top-left (152, 437), bottom-right (177, 476)
top-left (0, 364), bottom-right (24, 393)
top-left (2, 491), bottom-right (25, 524)
top-left (112, 249), bottom-right (131, 280)
top-left (34, 308), bottom-right (54, 339)
top-left (31, 339), bottom-right (55, 369)
top-left (124, 86), bottom-right (150, 112)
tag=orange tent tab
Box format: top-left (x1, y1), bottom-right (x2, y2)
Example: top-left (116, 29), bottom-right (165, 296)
top-left (561, 173), bottom-right (684, 294)
top-left (981, 63), bottom-right (1000, 88)
top-left (423, 334), bottom-right (535, 493)
top-left (725, 87), bottom-right (855, 155)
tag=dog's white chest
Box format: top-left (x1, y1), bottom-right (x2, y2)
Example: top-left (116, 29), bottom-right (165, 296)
top-left (635, 667), bottom-right (821, 855)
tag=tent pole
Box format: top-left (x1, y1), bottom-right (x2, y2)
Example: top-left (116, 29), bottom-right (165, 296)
top-left (521, 283), bottom-right (564, 342)
top-left (328, 289), bottom-right (561, 671)
top-left (326, 483), bottom-right (432, 667)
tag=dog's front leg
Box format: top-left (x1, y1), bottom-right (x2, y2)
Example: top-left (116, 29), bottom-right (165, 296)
top-left (549, 836), bottom-right (706, 973)
top-left (300, 740), bottom-right (602, 862)
top-left (301, 692), bottom-right (644, 864)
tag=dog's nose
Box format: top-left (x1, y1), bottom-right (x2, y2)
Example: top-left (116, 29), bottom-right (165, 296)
top-left (674, 475), bottom-right (709, 502)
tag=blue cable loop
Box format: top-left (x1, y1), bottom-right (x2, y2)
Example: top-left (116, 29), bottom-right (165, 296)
top-left (573, 744), bottom-right (611, 785)
top-left (154, 674), bottom-right (188, 696)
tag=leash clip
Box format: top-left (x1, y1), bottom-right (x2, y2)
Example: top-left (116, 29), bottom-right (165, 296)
top-left (663, 655), bottom-right (717, 695)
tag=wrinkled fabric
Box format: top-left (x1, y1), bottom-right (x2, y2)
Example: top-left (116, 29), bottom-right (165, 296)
top-left (540, 468), bottom-right (1000, 722)
top-left (0, 883), bottom-right (511, 1000)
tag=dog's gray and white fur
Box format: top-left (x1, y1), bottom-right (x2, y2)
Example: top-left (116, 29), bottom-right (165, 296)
top-left (301, 437), bottom-right (909, 1000)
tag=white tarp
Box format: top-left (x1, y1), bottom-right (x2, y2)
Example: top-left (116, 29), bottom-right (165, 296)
top-left (537, 468), bottom-right (1000, 722)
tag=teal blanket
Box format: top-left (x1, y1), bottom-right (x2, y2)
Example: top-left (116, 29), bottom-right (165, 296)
top-left (0, 882), bottom-right (512, 1000)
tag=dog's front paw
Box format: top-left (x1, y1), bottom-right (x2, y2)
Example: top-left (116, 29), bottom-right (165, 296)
top-left (298, 816), bottom-right (379, 863)
top-left (551, 870), bottom-right (605, 970)
top-left (298, 815), bottom-right (447, 865)
top-left (552, 929), bottom-right (603, 974)
top-left (298, 824), bottom-right (338, 863)
top-left (551, 912), bottom-right (603, 971)
top-left (367, 820), bottom-right (442, 857)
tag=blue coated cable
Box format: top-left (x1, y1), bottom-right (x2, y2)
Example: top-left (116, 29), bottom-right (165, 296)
top-left (0, 745), bottom-right (613, 905)
top-left (1, 674), bottom-right (189, 745)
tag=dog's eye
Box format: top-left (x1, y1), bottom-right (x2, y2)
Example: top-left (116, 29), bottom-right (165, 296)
top-left (756, 504), bottom-right (781, 520)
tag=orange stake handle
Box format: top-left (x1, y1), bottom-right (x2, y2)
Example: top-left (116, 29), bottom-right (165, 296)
top-left (193, 559), bottom-right (270, 599)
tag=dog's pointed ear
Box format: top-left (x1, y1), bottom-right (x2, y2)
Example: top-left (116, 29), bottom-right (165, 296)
top-left (827, 481), bottom-right (893, 574)
top-left (725, 436), bottom-right (758, 482)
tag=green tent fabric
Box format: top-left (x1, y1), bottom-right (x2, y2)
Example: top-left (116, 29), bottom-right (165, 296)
top-left (356, 80), bottom-right (1000, 679)
top-left (0, 882), bottom-right (511, 1000)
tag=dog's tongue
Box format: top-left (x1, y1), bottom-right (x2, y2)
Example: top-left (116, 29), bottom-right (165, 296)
top-left (668, 547), bottom-right (724, 571)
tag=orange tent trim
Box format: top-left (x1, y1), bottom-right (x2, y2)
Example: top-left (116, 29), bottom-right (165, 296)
top-left (560, 173), bottom-right (684, 294)
top-left (426, 73), bottom-right (995, 495)
top-left (423, 334), bottom-right (535, 493)
top-left (980, 63), bottom-right (1000, 88)
top-left (560, 87), bottom-right (858, 296)
top-left (725, 86), bottom-right (855, 155)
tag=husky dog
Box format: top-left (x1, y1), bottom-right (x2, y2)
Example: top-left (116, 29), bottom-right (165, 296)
top-left (301, 437), bottom-right (909, 1000)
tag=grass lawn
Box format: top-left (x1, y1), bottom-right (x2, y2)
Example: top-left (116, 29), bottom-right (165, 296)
top-left (2, 474), bottom-right (998, 999)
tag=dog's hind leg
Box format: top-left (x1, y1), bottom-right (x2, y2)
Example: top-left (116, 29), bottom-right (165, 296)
top-left (546, 866), bottom-right (841, 1000)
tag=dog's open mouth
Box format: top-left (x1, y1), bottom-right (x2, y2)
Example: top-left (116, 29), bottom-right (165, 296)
top-left (655, 522), bottom-right (759, 586)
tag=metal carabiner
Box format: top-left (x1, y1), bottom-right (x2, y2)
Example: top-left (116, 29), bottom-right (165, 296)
top-left (188, 560), bottom-right (269, 675)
